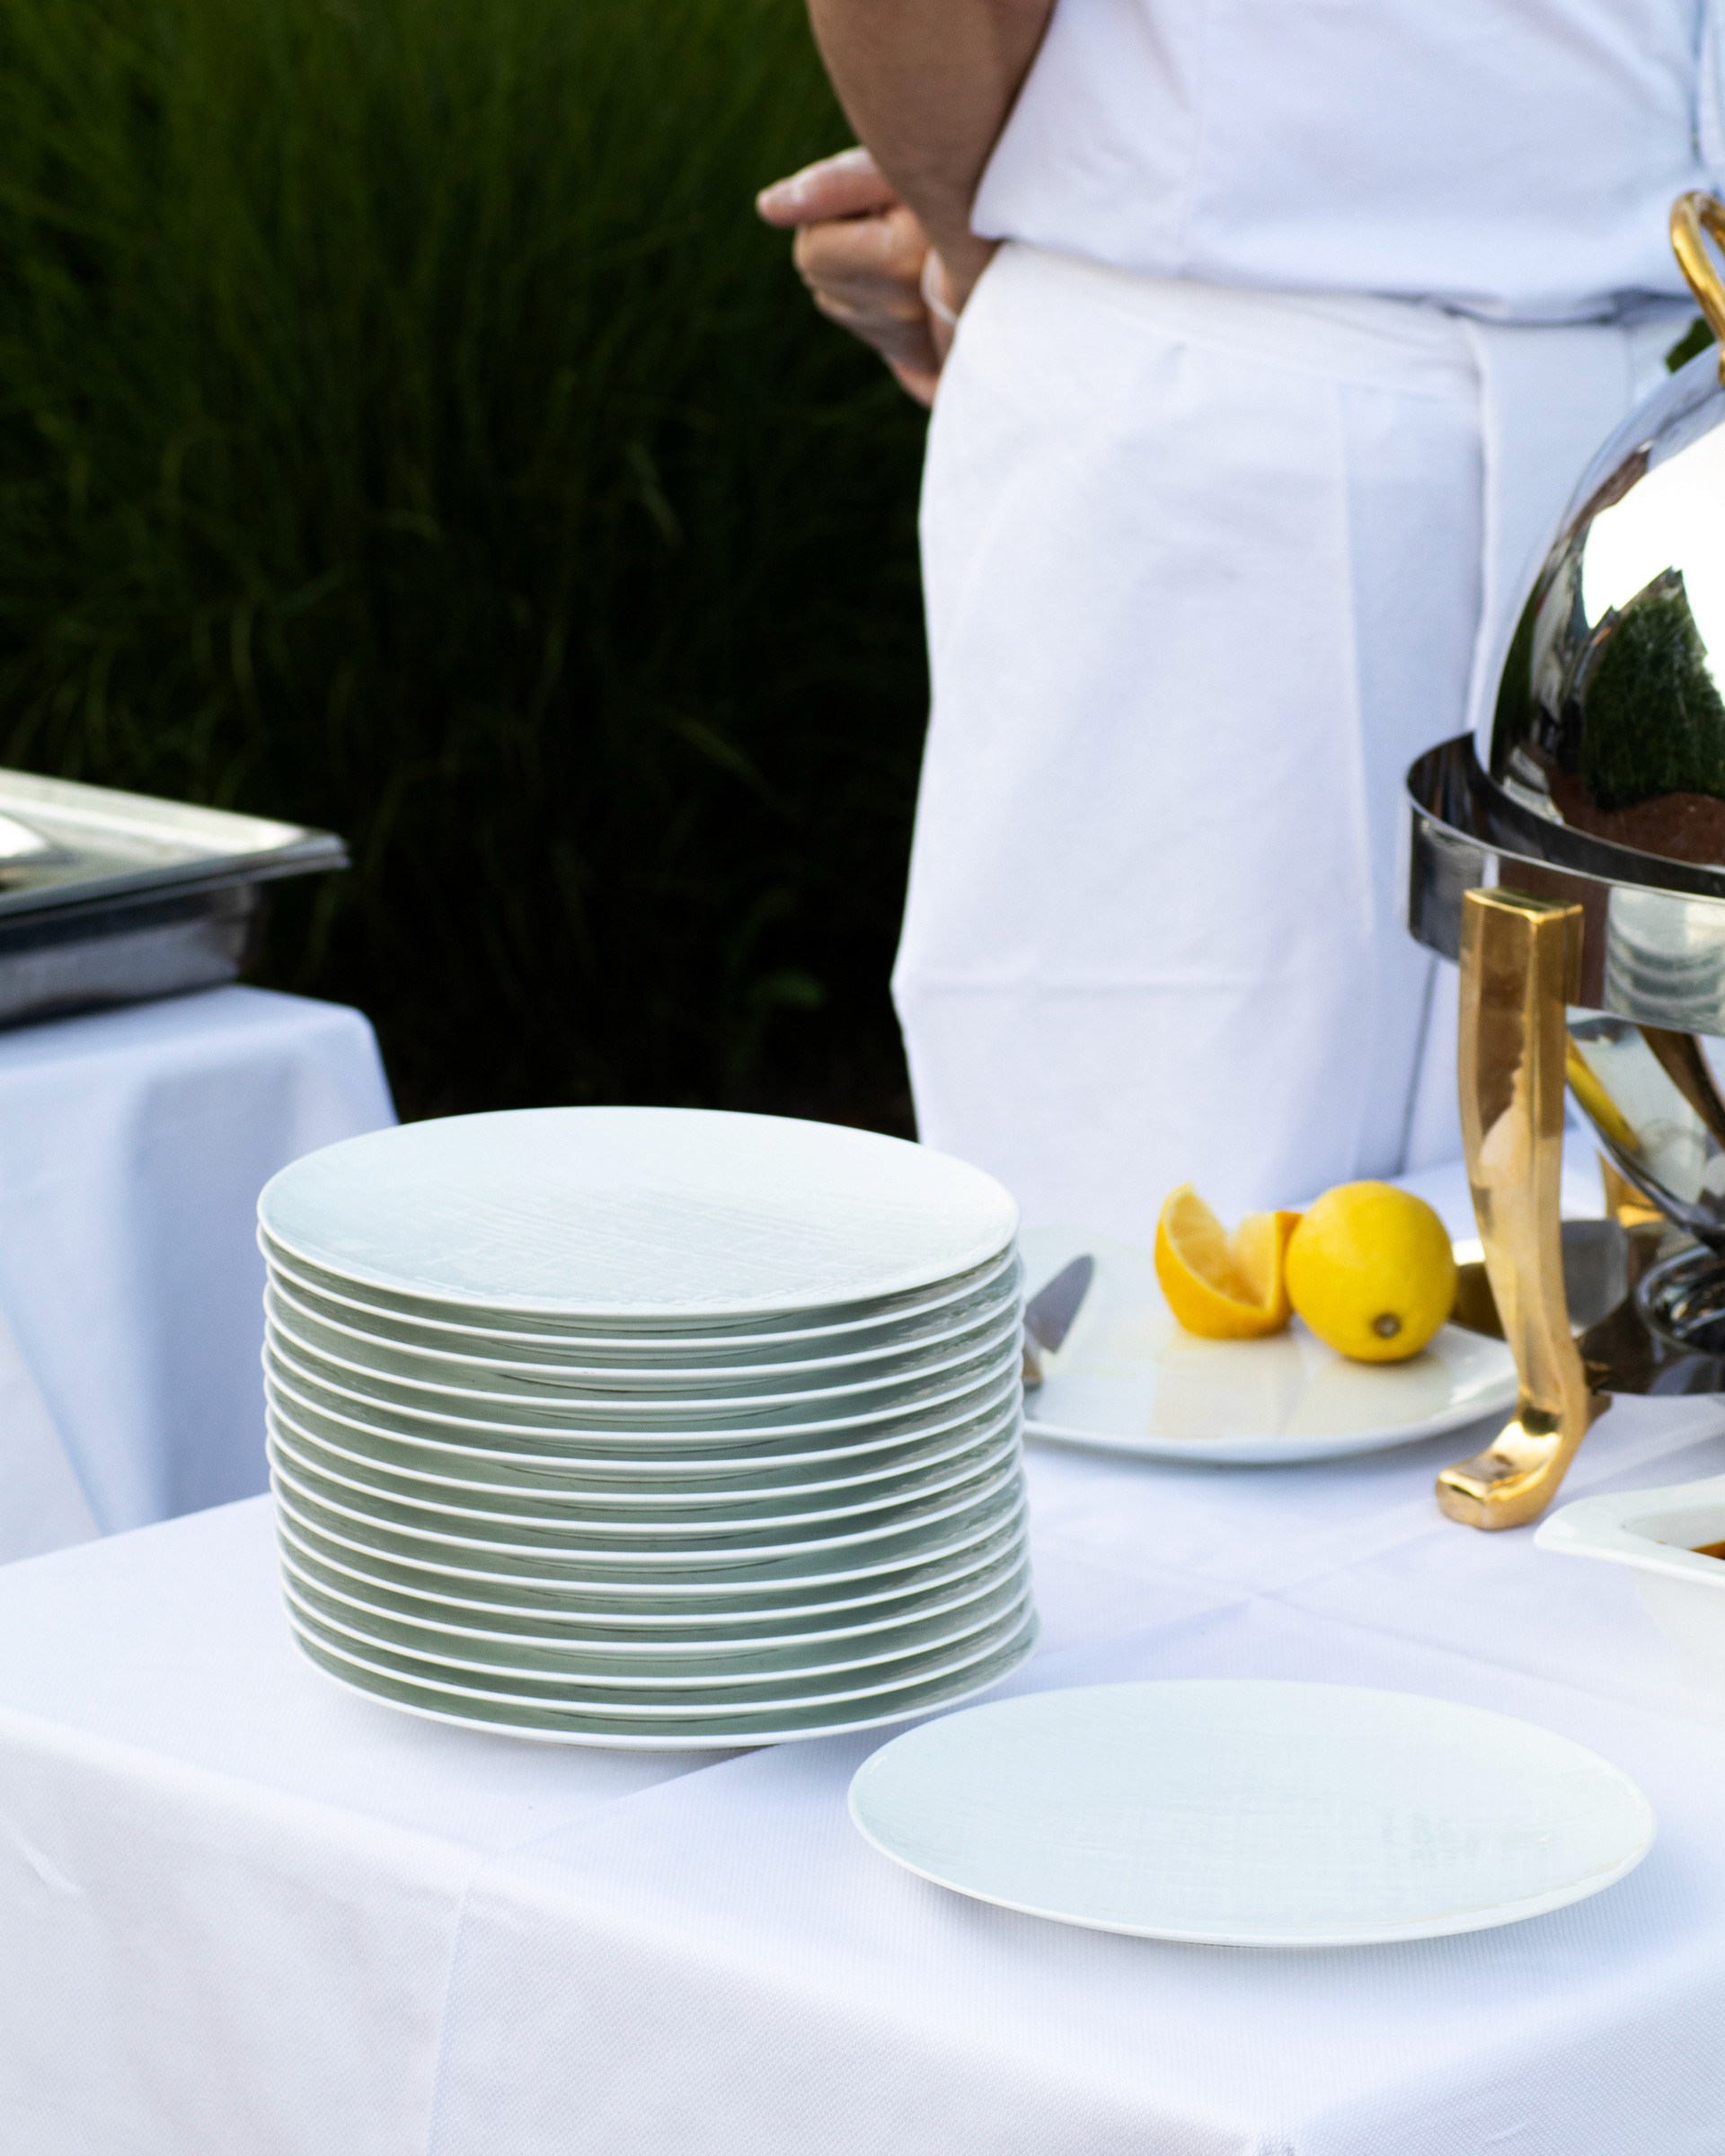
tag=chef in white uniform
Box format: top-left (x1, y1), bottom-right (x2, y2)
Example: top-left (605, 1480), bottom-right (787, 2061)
top-left (760, 2), bottom-right (1721, 1237)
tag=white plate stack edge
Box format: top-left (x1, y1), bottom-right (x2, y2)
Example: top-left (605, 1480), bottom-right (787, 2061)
top-left (256, 1107), bottom-right (1037, 1746)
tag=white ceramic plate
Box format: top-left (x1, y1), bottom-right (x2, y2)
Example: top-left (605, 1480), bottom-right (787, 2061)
top-left (850, 1679), bottom-right (1654, 1948)
top-left (263, 1291), bottom-right (1023, 1414)
top-left (267, 1434), bottom-right (1023, 1564)
top-left (268, 1451), bottom-right (1029, 1587)
top-left (264, 1352), bottom-right (1023, 1466)
top-left (275, 1495), bottom-right (1030, 1630)
top-left (279, 1522), bottom-right (1032, 1665)
top-left (1020, 1229), bottom-right (1517, 1465)
top-left (265, 1272), bottom-right (1021, 1392)
top-left (262, 1250), bottom-right (1022, 1371)
top-left (288, 1601), bottom-right (1039, 1746)
top-left (279, 1559), bottom-right (1033, 1692)
top-left (265, 1402), bottom-right (1022, 1533)
top-left (271, 1475), bottom-right (1028, 1601)
top-left (264, 1330), bottom-right (1022, 1445)
top-left (264, 1377), bottom-right (1023, 1502)
top-left (258, 1108), bottom-right (1017, 1321)
top-left (260, 1233), bottom-right (1022, 1349)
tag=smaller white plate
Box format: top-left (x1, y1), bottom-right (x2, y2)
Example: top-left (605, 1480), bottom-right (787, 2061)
top-left (849, 1680), bottom-right (1654, 1948)
top-left (1021, 1229), bottom-right (1517, 1465)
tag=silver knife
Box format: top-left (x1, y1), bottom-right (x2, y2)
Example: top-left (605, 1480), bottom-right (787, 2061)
top-left (1022, 1253), bottom-right (1095, 1390)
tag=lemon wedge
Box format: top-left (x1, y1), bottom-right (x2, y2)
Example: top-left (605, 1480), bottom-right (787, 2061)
top-left (1284, 1181), bottom-right (1455, 1363)
top-left (1154, 1186), bottom-right (1300, 1339)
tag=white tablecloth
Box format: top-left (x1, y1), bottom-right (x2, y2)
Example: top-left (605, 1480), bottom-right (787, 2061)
top-left (0, 986), bottom-right (393, 1558)
top-left (4, 1378), bottom-right (1725, 2153)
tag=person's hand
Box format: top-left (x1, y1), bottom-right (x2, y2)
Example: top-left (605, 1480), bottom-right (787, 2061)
top-left (756, 147), bottom-right (960, 407)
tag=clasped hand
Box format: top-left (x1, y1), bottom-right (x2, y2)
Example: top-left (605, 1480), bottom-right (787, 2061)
top-left (756, 148), bottom-right (967, 407)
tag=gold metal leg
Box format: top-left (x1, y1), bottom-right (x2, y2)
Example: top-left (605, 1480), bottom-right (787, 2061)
top-left (1437, 888), bottom-right (1607, 1529)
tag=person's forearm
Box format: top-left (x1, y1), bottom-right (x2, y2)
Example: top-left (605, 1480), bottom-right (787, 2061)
top-left (806, 0), bottom-right (1052, 299)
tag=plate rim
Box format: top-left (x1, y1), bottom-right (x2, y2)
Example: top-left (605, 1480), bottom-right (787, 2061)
top-left (265, 1267), bottom-right (1022, 1383)
top-left (267, 1391), bottom-right (1021, 1518)
top-left (266, 1432), bottom-right (1025, 1564)
top-left (288, 1595), bottom-right (1039, 1723)
top-left (278, 1525), bottom-right (1032, 1658)
top-left (263, 1352), bottom-right (1023, 1463)
top-left (265, 1330), bottom-right (1023, 1445)
top-left (264, 1381), bottom-right (1023, 1499)
top-left (279, 1559), bottom-right (1034, 1693)
top-left (257, 1109), bottom-right (1020, 1321)
top-left (273, 1497), bottom-right (1030, 1627)
top-left (268, 1456), bottom-right (1030, 1588)
top-left (266, 1404), bottom-right (1022, 1536)
top-left (288, 1613), bottom-right (1039, 1748)
top-left (261, 1231), bottom-right (1023, 1348)
top-left (264, 1292), bottom-right (1024, 1415)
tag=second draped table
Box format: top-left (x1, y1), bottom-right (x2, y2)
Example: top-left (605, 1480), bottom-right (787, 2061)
top-left (0, 984), bottom-right (393, 1559)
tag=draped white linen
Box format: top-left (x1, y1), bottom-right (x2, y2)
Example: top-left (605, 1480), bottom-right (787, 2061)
top-left (3, 1180), bottom-right (1725, 2152)
top-left (897, 252), bottom-right (1678, 1233)
top-left (892, 0), bottom-right (1723, 1231)
top-left (0, 985), bottom-right (393, 1557)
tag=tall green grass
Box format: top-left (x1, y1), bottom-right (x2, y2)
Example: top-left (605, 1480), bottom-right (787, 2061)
top-left (0, 0), bottom-right (928, 1125)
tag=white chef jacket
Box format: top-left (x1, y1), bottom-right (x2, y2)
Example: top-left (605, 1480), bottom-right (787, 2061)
top-left (975, 0), bottom-right (1717, 319)
top-left (893, 4), bottom-right (1716, 1238)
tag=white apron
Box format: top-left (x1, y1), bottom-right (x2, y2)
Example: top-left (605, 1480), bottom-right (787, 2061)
top-left (893, 251), bottom-right (1682, 1234)
top-left (893, 0), bottom-right (1725, 1235)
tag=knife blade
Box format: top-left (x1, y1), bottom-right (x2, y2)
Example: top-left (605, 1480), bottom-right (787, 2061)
top-left (1022, 1253), bottom-right (1095, 1390)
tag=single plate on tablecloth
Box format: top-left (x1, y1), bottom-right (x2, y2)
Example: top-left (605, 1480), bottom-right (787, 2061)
top-left (1020, 1228), bottom-right (1517, 1465)
top-left (849, 1680), bottom-right (1655, 1948)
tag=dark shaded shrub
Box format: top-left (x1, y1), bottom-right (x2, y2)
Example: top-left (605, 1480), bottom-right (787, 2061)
top-left (0, 0), bottom-right (927, 1126)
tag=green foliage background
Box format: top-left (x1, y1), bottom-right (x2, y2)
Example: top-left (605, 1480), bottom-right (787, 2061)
top-left (0, 0), bottom-right (929, 1127)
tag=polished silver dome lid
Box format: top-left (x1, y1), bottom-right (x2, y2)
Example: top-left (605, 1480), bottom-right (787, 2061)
top-left (1482, 195), bottom-right (1725, 887)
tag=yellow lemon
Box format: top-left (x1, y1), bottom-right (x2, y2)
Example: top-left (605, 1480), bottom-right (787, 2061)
top-left (1154, 1185), bottom-right (1301, 1339)
top-left (1285, 1182), bottom-right (1455, 1363)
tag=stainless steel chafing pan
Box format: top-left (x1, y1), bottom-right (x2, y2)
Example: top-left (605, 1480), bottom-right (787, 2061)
top-left (0, 766), bottom-right (345, 1027)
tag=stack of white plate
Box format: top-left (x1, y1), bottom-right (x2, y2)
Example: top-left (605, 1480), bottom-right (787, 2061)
top-left (256, 1108), bottom-right (1035, 1747)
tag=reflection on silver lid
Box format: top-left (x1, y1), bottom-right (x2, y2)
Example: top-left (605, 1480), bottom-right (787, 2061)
top-left (1482, 340), bottom-right (1725, 874)
top-left (1481, 194), bottom-right (1725, 883)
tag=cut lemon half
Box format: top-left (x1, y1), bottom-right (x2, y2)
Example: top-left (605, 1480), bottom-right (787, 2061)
top-left (1154, 1186), bottom-right (1301, 1339)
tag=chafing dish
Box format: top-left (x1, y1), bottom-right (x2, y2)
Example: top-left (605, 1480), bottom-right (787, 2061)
top-left (1406, 192), bottom-right (1725, 1527)
top-left (0, 766), bottom-right (344, 1027)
